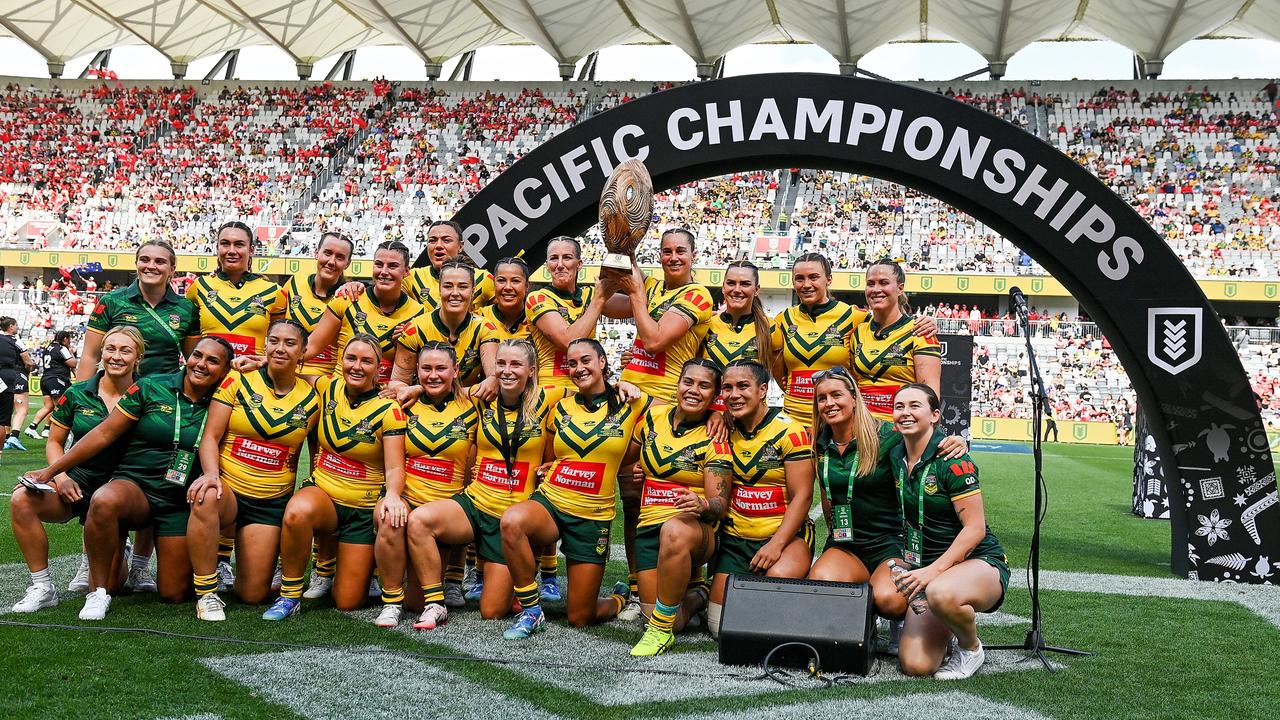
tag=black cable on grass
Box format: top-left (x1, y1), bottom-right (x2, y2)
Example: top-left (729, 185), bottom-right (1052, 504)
top-left (0, 619), bottom-right (804, 685)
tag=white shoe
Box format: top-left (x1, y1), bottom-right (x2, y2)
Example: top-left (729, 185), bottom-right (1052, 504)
top-left (79, 588), bottom-right (112, 621)
top-left (368, 576), bottom-right (382, 599)
top-left (12, 583), bottom-right (58, 613)
top-left (23, 426), bottom-right (40, 439)
top-left (443, 582), bottom-right (466, 609)
top-left (40, 428), bottom-right (49, 439)
top-left (271, 565), bottom-right (283, 591)
top-left (68, 555), bottom-right (90, 592)
top-left (216, 561), bottom-right (235, 592)
top-left (196, 592), bottom-right (227, 622)
top-left (128, 565), bottom-right (157, 593)
top-left (413, 602), bottom-right (448, 630)
top-left (374, 604), bottom-right (402, 628)
top-left (936, 641), bottom-right (985, 680)
top-left (617, 598), bottom-right (643, 623)
top-left (303, 573), bottom-right (333, 599)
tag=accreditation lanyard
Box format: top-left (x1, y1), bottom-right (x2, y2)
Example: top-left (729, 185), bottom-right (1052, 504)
top-left (163, 390), bottom-right (208, 487)
top-left (897, 457), bottom-right (935, 568)
top-left (138, 300), bottom-right (182, 345)
top-left (819, 443), bottom-right (858, 542)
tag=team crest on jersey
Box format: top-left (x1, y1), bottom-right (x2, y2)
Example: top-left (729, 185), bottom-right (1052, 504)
top-left (168, 314), bottom-right (181, 329)
top-left (207, 290), bottom-right (218, 300)
top-left (923, 475), bottom-right (939, 495)
top-left (247, 393), bottom-right (264, 409)
top-left (157, 402), bottom-right (174, 415)
top-left (287, 407), bottom-right (310, 429)
top-left (249, 297), bottom-right (267, 316)
top-left (354, 311), bottom-right (368, 326)
top-left (822, 326), bottom-right (844, 345)
top-left (325, 399), bottom-right (338, 414)
top-left (353, 419), bottom-right (375, 442)
top-left (121, 313), bottom-right (139, 324)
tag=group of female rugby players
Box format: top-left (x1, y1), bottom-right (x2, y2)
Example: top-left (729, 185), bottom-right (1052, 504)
top-left (9, 219), bottom-right (1007, 680)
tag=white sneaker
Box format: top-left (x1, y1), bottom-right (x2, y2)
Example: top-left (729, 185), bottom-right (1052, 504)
top-left (128, 565), bottom-right (157, 593)
top-left (79, 588), bottom-right (112, 621)
top-left (23, 426), bottom-right (40, 439)
top-left (443, 582), bottom-right (465, 609)
top-left (216, 561), bottom-right (235, 592)
top-left (12, 583), bottom-right (58, 613)
top-left (413, 602), bottom-right (448, 630)
top-left (196, 592), bottom-right (227, 622)
top-left (68, 555), bottom-right (90, 592)
top-left (303, 573), bottom-right (333, 599)
top-left (374, 604), bottom-right (402, 628)
top-left (617, 598), bottom-right (643, 622)
top-left (368, 576), bottom-right (382, 598)
top-left (936, 641), bottom-right (985, 680)
top-left (40, 428), bottom-right (49, 439)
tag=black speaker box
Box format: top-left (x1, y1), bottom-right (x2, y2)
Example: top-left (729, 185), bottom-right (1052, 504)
top-left (718, 574), bottom-right (876, 675)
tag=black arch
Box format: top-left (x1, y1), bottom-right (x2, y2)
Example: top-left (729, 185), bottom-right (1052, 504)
top-left (446, 73), bottom-right (1277, 583)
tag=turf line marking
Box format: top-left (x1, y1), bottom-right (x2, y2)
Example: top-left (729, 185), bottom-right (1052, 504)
top-left (202, 647), bottom-right (563, 720)
top-left (1034, 569), bottom-right (1280, 630)
top-left (683, 690), bottom-right (1052, 720)
top-left (156, 715), bottom-right (224, 720)
top-left (367, 607), bottom-right (1055, 705)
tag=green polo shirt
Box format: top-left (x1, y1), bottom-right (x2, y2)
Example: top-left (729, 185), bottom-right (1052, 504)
top-left (816, 419), bottom-right (904, 545)
top-left (113, 372), bottom-right (211, 500)
top-left (87, 281), bottom-right (201, 377)
top-left (890, 430), bottom-right (1004, 565)
top-left (48, 371), bottom-right (129, 489)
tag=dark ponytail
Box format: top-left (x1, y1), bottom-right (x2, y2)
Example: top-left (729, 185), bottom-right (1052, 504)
top-left (868, 257), bottom-right (912, 315)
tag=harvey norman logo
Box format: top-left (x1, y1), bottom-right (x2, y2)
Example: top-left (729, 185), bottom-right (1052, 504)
top-left (1147, 307), bottom-right (1202, 376)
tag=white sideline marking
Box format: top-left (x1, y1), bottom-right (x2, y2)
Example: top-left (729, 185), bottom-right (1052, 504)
top-left (1036, 569), bottom-right (1280, 630)
top-left (157, 715), bottom-right (224, 720)
top-left (366, 608), bottom-right (1055, 705)
top-left (202, 647), bottom-right (561, 720)
top-left (684, 690), bottom-right (1052, 720)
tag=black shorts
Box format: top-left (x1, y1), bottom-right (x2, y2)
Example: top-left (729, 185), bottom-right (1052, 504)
top-left (41, 376), bottom-right (70, 399)
top-left (0, 391), bottom-right (12, 426)
top-left (9, 374), bottom-right (29, 394)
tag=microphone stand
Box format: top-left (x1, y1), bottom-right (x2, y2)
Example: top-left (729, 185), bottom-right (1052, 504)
top-left (987, 301), bottom-right (1092, 670)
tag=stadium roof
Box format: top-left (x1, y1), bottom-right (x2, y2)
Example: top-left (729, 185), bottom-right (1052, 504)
top-left (0, 1), bottom-right (1276, 78)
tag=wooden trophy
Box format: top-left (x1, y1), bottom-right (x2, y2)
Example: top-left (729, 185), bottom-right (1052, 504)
top-left (598, 159), bottom-right (653, 271)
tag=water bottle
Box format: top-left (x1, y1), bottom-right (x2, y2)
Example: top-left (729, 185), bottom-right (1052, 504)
top-left (888, 559), bottom-right (929, 615)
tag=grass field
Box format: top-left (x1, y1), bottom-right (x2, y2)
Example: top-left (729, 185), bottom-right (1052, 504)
top-left (0, 440), bottom-right (1276, 720)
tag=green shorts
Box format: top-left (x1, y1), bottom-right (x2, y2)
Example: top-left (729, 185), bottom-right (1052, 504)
top-left (334, 503), bottom-right (376, 545)
top-left (822, 533), bottom-right (903, 572)
top-left (235, 492), bottom-right (289, 528)
top-left (711, 519), bottom-right (815, 577)
top-left (975, 553), bottom-right (1011, 613)
top-left (121, 479), bottom-right (189, 537)
top-left (530, 490), bottom-right (611, 565)
top-left (634, 520), bottom-right (717, 572)
top-left (451, 492), bottom-right (505, 564)
top-left (65, 469), bottom-right (107, 524)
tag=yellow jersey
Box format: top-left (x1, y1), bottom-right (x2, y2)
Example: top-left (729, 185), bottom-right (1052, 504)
top-left (541, 391), bottom-right (650, 522)
top-left (465, 387), bottom-right (567, 518)
top-left (526, 284), bottom-right (595, 389)
top-left (477, 303), bottom-right (532, 343)
top-left (636, 406), bottom-right (732, 528)
top-left (404, 265), bottom-right (495, 311)
top-left (703, 312), bottom-right (763, 367)
top-left (213, 369), bottom-right (319, 499)
top-left (312, 375), bottom-right (408, 509)
top-left (620, 277), bottom-right (714, 403)
top-left (326, 290), bottom-right (423, 384)
top-left (771, 300), bottom-right (869, 422)
top-left (403, 393), bottom-right (477, 507)
top-left (397, 310), bottom-right (494, 385)
top-left (283, 272), bottom-right (340, 376)
top-left (186, 271), bottom-right (287, 357)
top-left (725, 408), bottom-right (813, 540)
top-left (852, 315), bottom-right (941, 420)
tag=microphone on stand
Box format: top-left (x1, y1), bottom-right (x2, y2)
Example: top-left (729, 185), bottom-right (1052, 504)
top-left (1009, 286), bottom-right (1030, 318)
